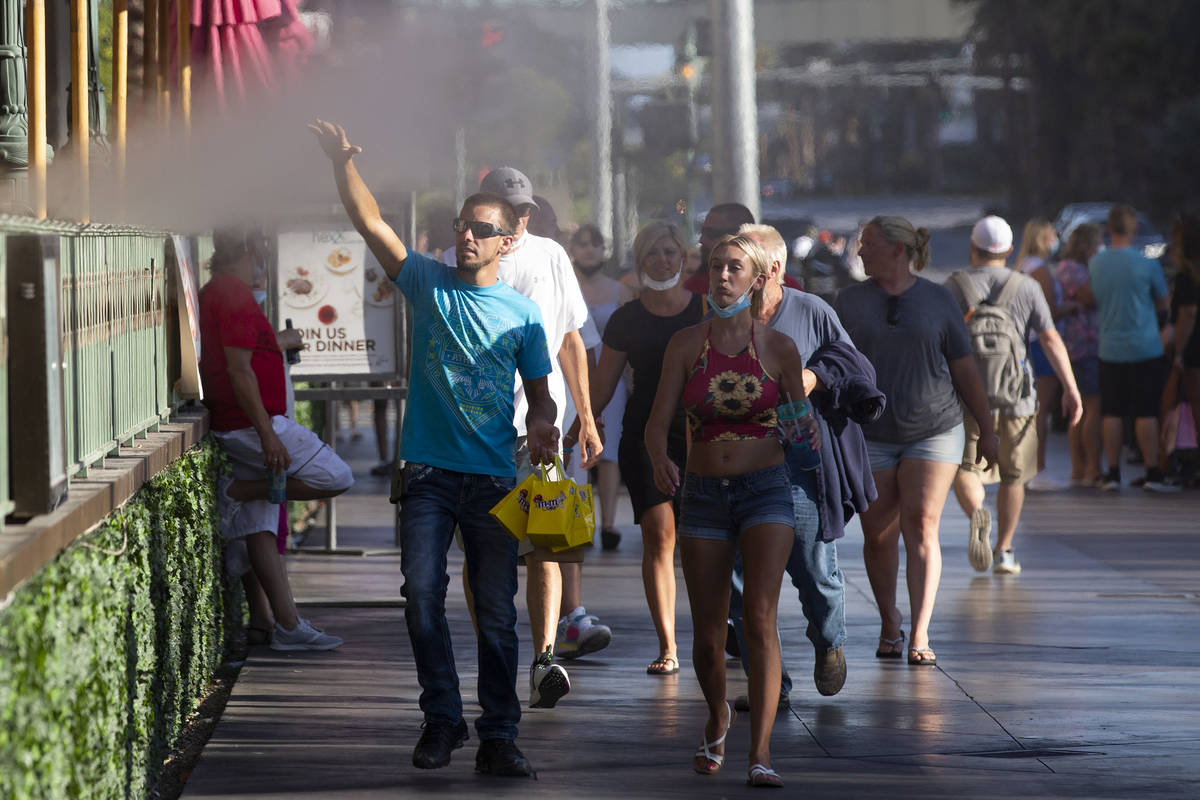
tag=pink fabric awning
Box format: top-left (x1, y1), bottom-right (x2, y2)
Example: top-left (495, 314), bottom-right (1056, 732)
top-left (186, 0), bottom-right (312, 114)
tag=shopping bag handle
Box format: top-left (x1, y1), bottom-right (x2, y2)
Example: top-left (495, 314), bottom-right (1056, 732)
top-left (537, 454), bottom-right (567, 482)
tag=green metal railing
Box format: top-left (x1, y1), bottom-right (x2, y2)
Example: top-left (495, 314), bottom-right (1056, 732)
top-left (1, 217), bottom-right (178, 500)
top-left (62, 229), bottom-right (172, 473)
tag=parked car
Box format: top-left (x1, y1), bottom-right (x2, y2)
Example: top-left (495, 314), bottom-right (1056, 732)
top-left (1053, 203), bottom-right (1167, 259)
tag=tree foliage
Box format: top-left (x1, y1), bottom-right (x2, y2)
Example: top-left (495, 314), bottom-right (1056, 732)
top-left (958, 0), bottom-right (1200, 218)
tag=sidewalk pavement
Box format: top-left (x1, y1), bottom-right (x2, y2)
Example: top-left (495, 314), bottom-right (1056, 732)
top-left (182, 429), bottom-right (1200, 799)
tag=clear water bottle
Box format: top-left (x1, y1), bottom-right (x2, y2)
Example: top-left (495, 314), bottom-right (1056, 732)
top-left (777, 397), bottom-right (821, 470)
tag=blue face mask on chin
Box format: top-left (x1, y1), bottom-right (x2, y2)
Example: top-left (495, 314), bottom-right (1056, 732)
top-left (707, 288), bottom-right (752, 318)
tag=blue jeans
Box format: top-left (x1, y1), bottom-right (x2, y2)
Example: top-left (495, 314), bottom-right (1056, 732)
top-left (729, 466), bottom-right (846, 695)
top-left (399, 463), bottom-right (521, 740)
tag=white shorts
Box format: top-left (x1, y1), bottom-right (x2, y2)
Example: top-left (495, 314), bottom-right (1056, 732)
top-left (213, 415), bottom-right (353, 541)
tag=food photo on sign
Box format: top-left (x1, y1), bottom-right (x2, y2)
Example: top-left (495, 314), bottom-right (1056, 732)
top-left (275, 229), bottom-right (398, 377)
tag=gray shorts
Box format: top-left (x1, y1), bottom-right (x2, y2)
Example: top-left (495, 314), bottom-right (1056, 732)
top-left (213, 415), bottom-right (353, 541)
top-left (865, 424), bottom-right (966, 472)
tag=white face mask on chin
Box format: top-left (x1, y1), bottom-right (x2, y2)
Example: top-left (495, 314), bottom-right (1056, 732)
top-left (640, 267), bottom-right (682, 291)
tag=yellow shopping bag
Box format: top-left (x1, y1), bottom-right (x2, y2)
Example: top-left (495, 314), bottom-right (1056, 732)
top-left (552, 481), bottom-right (595, 552)
top-left (489, 471), bottom-right (538, 541)
top-left (525, 458), bottom-right (580, 550)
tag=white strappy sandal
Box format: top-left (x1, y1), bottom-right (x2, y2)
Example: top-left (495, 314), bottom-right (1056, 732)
top-left (692, 701), bottom-right (735, 774)
top-left (747, 763), bottom-right (784, 788)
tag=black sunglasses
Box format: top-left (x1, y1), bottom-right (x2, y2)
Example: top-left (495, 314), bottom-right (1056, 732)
top-left (452, 218), bottom-right (512, 239)
top-left (886, 295), bottom-right (900, 328)
top-left (700, 226), bottom-right (738, 240)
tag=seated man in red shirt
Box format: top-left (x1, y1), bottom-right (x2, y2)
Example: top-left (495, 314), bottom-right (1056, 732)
top-left (199, 229), bottom-right (354, 650)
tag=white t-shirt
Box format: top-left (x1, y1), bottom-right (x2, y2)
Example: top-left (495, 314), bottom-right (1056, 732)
top-left (443, 233), bottom-right (588, 434)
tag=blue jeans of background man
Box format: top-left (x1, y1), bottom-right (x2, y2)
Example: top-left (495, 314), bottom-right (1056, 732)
top-left (729, 465), bottom-right (846, 695)
top-left (399, 464), bottom-right (521, 740)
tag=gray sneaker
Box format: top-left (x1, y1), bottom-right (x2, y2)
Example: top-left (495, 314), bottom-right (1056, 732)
top-left (271, 618), bottom-right (343, 651)
top-left (967, 507), bottom-right (993, 572)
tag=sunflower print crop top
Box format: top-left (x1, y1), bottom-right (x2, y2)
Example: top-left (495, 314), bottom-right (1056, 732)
top-left (683, 323), bottom-right (781, 443)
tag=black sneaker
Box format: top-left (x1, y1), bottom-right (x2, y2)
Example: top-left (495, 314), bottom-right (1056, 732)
top-left (1100, 467), bottom-right (1121, 492)
top-left (529, 648), bottom-right (570, 708)
top-left (412, 718), bottom-right (468, 769)
top-left (475, 738), bottom-right (535, 777)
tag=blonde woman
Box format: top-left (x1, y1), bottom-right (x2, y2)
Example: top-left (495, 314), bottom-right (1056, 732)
top-left (647, 234), bottom-right (812, 787)
top-left (582, 221), bottom-right (703, 675)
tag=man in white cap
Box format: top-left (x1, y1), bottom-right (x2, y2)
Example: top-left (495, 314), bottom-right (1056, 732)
top-left (443, 166), bottom-right (606, 710)
top-left (946, 215), bottom-right (1082, 576)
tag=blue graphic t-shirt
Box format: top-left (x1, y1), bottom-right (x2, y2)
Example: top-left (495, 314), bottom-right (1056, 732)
top-left (395, 251), bottom-right (552, 477)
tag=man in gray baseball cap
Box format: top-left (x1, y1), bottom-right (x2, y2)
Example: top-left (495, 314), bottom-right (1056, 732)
top-left (480, 166), bottom-right (540, 212)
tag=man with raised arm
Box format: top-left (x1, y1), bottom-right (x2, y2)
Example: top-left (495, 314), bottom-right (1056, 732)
top-left (442, 168), bottom-right (604, 711)
top-left (310, 120), bottom-right (557, 778)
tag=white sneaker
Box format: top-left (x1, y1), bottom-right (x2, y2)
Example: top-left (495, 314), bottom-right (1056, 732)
top-left (1025, 474), bottom-right (1065, 492)
top-left (554, 606), bottom-right (612, 660)
top-left (270, 618), bottom-right (343, 651)
top-left (529, 648), bottom-right (570, 708)
top-left (993, 549), bottom-right (1022, 575)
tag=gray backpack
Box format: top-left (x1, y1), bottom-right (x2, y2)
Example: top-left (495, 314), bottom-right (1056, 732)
top-left (950, 270), bottom-right (1031, 409)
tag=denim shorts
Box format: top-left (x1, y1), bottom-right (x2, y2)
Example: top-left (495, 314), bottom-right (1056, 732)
top-left (679, 463), bottom-right (795, 542)
top-left (865, 423), bottom-right (966, 472)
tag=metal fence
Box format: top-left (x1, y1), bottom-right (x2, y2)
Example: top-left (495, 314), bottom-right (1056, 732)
top-left (62, 229), bottom-right (172, 474)
top-left (2, 217), bottom-right (179, 525)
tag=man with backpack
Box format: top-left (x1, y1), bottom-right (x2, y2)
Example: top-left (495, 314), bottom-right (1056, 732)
top-left (946, 216), bottom-right (1082, 575)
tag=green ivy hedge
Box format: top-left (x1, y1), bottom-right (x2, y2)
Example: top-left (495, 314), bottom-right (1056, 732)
top-left (0, 438), bottom-right (241, 800)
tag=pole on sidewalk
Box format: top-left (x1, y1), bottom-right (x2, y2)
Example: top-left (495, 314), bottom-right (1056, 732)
top-left (590, 0), bottom-right (613, 247)
top-left (709, 0), bottom-right (759, 220)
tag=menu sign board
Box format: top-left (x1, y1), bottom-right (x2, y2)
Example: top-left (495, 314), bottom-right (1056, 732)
top-left (276, 229), bottom-right (399, 377)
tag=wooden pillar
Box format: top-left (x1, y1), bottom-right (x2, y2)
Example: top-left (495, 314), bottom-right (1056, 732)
top-left (176, 0), bottom-right (188, 146)
top-left (27, 0), bottom-right (46, 217)
top-left (71, 0), bottom-right (87, 221)
top-left (143, 0), bottom-right (157, 121)
top-left (157, 0), bottom-right (169, 133)
top-left (113, 0), bottom-right (127, 203)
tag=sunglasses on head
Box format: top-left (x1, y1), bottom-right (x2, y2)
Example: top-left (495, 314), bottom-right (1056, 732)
top-left (452, 218), bottom-right (512, 239)
top-left (886, 295), bottom-right (900, 328)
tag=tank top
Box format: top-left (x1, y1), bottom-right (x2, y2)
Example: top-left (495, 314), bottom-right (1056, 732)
top-left (683, 323), bottom-right (781, 443)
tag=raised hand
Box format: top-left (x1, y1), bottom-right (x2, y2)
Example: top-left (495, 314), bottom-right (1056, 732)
top-left (307, 119), bottom-right (362, 163)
